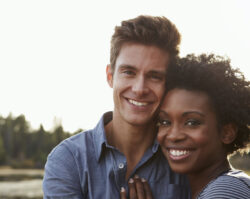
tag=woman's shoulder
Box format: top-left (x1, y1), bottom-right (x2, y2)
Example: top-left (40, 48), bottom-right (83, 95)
top-left (198, 170), bottom-right (250, 199)
top-left (224, 170), bottom-right (250, 185)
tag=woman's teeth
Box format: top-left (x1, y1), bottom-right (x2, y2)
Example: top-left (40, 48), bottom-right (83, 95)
top-left (169, 149), bottom-right (189, 156)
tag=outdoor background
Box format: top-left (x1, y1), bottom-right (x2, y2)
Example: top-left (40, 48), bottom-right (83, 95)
top-left (0, 0), bottom-right (249, 198)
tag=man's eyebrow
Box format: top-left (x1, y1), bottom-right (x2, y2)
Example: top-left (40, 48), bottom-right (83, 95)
top-left (148, 70), bottom-right (166, 76)
top-left (118, 65), bottom-right (166, 76)
top-left (118, 65), bottom-right (137, 70)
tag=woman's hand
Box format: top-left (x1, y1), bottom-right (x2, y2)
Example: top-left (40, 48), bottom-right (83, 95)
top-left (120, 175), bottom-right (154, 199)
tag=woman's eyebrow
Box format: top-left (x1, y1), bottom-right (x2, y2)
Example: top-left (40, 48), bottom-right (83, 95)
top-left (182, 111), bottom-right (205, 117)
top-left (159, 110), bottom-right (168, 117)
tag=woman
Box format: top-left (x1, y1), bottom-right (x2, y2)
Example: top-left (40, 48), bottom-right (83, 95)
top-left (121, 54), bottom-right (250, 199)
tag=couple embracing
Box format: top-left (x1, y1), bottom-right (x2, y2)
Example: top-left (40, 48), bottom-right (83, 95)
top-left (43, 15), bottom-right (250, 199)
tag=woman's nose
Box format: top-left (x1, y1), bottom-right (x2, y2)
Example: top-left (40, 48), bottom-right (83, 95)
top-left (158, 125), bottom-right (186, 143)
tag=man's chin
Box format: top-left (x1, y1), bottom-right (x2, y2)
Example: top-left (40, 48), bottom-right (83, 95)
top-left (125, 116), bottom-right (152, 127)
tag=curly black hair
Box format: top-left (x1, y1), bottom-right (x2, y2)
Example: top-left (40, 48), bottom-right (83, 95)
top-left (165, 54), bottom-right (250, 154)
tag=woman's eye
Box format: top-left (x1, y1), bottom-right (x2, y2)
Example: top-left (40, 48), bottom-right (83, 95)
top-left (157, 120), bottom-right (171, 127)
top-left (185, 120), bottom-right (201, 126)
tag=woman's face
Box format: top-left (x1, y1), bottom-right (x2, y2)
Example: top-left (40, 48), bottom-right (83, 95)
top-left (157, 88), bottom-right (227, 175)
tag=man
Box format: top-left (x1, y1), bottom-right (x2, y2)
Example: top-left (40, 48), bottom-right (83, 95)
top-left (43, 15), bottom-right (190, 198)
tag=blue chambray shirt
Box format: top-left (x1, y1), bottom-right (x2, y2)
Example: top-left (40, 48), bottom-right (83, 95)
top-left (43, 112), bottom-right (190, 199)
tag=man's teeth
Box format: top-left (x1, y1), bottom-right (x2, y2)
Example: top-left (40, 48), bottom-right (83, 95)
top-left (169, 150), bottom-right (189, 156)
top-left (129, 99), bottom-right (148, 106)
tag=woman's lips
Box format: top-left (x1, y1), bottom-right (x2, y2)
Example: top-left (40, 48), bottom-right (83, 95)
top-left (168, 148), bottom-right (192, 161)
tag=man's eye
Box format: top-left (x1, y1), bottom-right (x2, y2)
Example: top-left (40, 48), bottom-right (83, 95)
top-left (185, 120), bottom-right (201, 126)
top-left (123, 70), bottom-right (135, 75)
top-left (157, 119), bottom-right (171, 127)
top-left (152, 75), bottom-right (162, 80)
top-left (149, 74), bottom-right (164, 81)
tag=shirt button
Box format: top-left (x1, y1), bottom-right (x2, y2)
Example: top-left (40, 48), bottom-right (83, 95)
top-left (118, 163), bottom-right (124, 169)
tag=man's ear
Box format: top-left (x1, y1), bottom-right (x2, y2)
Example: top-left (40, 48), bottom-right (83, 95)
top-left (106, 64), bottom-right (113, 88)
top-left (220, 123), bottom-right (238, 144)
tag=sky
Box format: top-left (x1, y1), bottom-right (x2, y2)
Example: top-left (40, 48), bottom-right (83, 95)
top-left (0, 0), bottom-right (250, 132)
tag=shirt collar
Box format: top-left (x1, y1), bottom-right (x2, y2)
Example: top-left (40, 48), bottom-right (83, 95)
top-left (93, 111), bottom-right (113, 161)
top-left (152, 139), bottom-right (160, 153)
top-left (93, 111), bottom-right (160, 161)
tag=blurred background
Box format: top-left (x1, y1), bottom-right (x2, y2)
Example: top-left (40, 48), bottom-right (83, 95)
top-left (0, 0), bottom-right (249, 198)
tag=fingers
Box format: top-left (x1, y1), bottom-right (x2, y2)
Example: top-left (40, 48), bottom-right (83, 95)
top-left (141, 178), bottom-right (153, 199)
top-left (128, 178), bottom-right (138, 199)
top-left (128, 175), bottom-right (154, 199)
top-left (120, 187), bottom-right (127, 199)
top-left (134, 175), bottom-right (145, 199)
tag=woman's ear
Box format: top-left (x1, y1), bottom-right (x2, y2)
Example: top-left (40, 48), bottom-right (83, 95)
top-left (106, 64), bottom-right (113, 88)
top-left (220, 123), bottom-right (238, 144)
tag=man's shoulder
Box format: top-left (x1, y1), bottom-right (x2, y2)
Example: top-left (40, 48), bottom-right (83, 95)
top-left (48, 129), bottom-right (95, 159)
top-left (66, 129), bottom-right (95, 146)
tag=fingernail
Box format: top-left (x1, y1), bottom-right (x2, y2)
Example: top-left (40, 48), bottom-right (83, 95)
top-left (141, 178), bottom-right (146, 182)
top-left (134, 174), bottom-right (139, 179)
top-left (121, 187), bottom-right (125, 192)
top-left (129, 178), bottom-right (134, 183)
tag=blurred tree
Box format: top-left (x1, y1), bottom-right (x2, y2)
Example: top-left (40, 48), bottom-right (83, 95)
top-left (12, 115), bottom-right (30, 160)
top-left (0, 135), bottom-right (5, 163)
top-left (0, 113), bottom-right (248, 171)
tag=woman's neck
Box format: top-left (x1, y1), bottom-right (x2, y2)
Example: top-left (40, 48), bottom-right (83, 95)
top-left (188, 159), bottom-right (230, 199)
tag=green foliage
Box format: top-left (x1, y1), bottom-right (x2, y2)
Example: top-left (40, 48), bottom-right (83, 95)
top-left (0, 114), bottom-right (77, 169)
top-left (0, 113), bottom-right (248, 171)
top-left (0, 135), bottom-right (5, 163)
top-left (229, 151), bottom-right (250, 171)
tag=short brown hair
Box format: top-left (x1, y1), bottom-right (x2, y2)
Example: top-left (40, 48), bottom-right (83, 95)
top-left (110, 15), bottom-right (181, 71)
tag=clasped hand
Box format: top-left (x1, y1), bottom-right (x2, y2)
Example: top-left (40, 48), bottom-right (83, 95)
top-left (120, 175), bottom-right (154, 199)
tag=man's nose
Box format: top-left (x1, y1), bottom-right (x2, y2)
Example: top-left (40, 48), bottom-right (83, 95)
top-left (131, 76), bottom-right (149, 95)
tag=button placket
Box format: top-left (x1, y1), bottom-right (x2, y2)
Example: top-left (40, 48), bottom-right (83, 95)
top-left (118, 163), bottom-right (124, 169)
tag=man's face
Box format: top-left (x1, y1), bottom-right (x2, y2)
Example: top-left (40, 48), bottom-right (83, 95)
top-left (107, 43), bottom-right (169, 126)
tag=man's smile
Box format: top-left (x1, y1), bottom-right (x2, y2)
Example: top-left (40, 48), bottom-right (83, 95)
top-left (128, 99), bottom-right (149, 107)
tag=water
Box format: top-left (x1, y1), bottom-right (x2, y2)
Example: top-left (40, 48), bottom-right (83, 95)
top-left (0, 179), bottom-right (43, 198)
top-left (0, 168), bottom-right (43, 199)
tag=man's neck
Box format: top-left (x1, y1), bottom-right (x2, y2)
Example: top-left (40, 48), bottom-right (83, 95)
top-left (105, 116), bottom-right (157, 179)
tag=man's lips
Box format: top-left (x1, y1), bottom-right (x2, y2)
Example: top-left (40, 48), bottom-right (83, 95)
top-left (127, 98), bottom-right (150, 107)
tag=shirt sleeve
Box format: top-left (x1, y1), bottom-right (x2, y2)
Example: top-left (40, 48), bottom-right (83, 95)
top-left (43, 143), bottom-right (86, 199)
top-left (198, 174), bottom-right (250, 199)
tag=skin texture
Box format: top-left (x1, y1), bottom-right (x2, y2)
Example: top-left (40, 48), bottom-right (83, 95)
top-left (157, 89), bottom-right (227, 174)
top-left (106, 42), bottom-right (170, 180)
top-left (122, 88), bottom-right (236, 199)
top-left (107, 43), bottom-right (169, 127)
top-left (120, 176), bottom-right (153, 199)
top-left (157, 89), bottom-right (233, 198)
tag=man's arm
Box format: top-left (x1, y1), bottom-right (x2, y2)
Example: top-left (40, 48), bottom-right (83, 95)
top-left (43, 143), bottom-right (86, 199)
